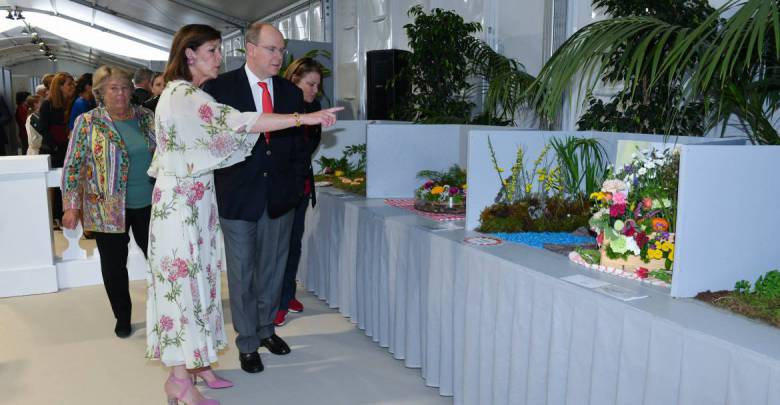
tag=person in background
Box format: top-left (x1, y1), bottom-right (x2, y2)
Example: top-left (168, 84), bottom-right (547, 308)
top-left (24, 95), bottom-right (43, 155)
top-left (41, 73), bottom-right (55, 92)
top-left (145, 24), bottom-right (340, 404)
top-left (131, 67), bottom-right (153, 105)
top-left (274, 57), bottom-right (325, 327)
top-left (0, 96), bottom-right (11, 156)
top-left (142, 71), bottom-right (164, 112)
top-left (38, 72), bottom-right (76, 167)
top-left (15, 91), bottom-right (31, 154)
top-left (35, 84), bottom-right (47, 99)
top-left (61, 65), bottom-right (156, 339)
top-left (37, 72), bottom-right (76, 228)
top-left (68, 73), bottom-right (96, 131)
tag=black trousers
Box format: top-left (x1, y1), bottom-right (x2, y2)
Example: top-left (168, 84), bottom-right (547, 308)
top-left (92, 206), bottom-right (151, 323)
top-left (279, 194), bottom-right (310, 311)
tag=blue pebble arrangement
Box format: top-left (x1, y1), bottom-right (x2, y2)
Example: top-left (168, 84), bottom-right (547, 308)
top-left (492, 232), bottom-right (596, 249)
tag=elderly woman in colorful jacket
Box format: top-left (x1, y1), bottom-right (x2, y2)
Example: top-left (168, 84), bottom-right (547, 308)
top-left (61, 65), bottom-right (156, 338)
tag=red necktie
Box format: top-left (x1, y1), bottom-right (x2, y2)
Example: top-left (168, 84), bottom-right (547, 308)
top-left (257, 81), bottom-right (273, 144)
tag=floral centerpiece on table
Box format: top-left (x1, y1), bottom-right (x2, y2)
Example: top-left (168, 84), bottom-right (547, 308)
top-left (314, 143), bottom-right (367, 195)
top-left (414, 165), bottom-right (467, 214)
top-left (588, 147), bottom-right (679, 282)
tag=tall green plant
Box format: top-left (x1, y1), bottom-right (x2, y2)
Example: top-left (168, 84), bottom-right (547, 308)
top-left (549, 137), bottom-right (609, 198)
top-left (399, 6), bottom-right (535, 125)
top-left (401, 6), bottom-right (481, 123)
top-left (529, 0), bottom-right (780, 144)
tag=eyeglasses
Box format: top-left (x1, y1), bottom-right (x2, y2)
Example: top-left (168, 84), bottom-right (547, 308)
top-left (247, 41), bottom-right (288, 57)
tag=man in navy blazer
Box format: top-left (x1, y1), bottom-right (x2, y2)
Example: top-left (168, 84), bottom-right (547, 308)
top-left (203, 22), bottom-right (307, 374)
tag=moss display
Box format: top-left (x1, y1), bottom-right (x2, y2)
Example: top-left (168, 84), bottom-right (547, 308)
top-left (477, 196), bottom-right (591, 233)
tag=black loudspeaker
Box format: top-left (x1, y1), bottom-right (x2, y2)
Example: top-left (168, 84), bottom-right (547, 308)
top-left (366, 49), bottom-right (411, 120)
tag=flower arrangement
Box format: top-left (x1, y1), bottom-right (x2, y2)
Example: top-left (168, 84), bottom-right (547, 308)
top-left (414, 165), bottom-right (467, 214)
top-left (478, 136), bottom-right (607, 233)
top-left (314, 143), bottom-right (367, 195)
top-left (588, 147), bottom-right (679, 282)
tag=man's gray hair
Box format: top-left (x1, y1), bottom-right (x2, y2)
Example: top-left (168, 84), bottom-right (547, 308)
top-left (133, 68), bottom-right (154, 85)
top-left (245, 22), bottom-right (276, 45)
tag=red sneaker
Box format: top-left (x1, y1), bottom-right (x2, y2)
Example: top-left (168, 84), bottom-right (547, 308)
top-left (273, 310), bottom-right (288, 327)
top-left (288, 298), bottom-right (304, 313)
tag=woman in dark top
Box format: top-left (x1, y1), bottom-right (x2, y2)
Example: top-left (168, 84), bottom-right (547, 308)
top-left (15, 91), bottom-right (31, 154)
top-left (38, 72), bottom-right (76, 167)
top-left (275, 57), bottom-right (325, 326)
top-left (38, 72), bottom-right (75, 226)
top-left (68, 73), bottom-right (96, 131)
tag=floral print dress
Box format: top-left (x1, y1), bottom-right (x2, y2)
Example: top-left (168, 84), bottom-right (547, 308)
top-left (146, 80), bottom-right (260, 368)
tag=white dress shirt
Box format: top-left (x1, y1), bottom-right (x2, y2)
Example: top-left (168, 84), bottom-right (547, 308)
top-left (245, 64), bottom-right (274, 112)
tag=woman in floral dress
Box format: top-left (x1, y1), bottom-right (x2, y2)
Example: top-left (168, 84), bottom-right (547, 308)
top-left (146, 24), bottom-right (340, 405)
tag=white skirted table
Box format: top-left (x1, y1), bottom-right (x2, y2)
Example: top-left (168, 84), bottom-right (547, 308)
top-left (299, 189), bottom-right (780, 405)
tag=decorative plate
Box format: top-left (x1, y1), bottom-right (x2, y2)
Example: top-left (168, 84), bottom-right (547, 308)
top-left (463, 236), bottom-right (503, 246)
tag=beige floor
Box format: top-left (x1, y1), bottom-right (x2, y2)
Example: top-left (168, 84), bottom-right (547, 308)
top-left (0, 278), bottom-right (452, 405)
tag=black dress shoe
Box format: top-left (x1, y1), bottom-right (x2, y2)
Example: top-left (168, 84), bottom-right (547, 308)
top-left (114, 319), bottom-right (132, 338)
top-left (260, 334), bottom-right (291, 355)
top-left (239, 351), bottom-right (264, 373)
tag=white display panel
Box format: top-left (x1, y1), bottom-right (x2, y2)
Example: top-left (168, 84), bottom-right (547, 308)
top-left (672, 145), bottom-right (780, 297)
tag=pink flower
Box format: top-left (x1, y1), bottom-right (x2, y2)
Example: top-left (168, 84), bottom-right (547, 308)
top-left (172, 258), bottom-right (189, 279)
top-left (642, 197), bottom-right (653, 209)
top-left (180, 315), bottom-right (189, 326)
top-left (449, 186), bottom-right (460, 196)
top-left (596, 231), bottom-right (604, 246)
top-left (208, 133), bottom-right (236, 158)
top-left (612, 191), bottom-right (627, 205)
top-left (153, 188), bottom-right (162, 204)
top-left (193, 349), bottom-right (202, 360)
top-left (210, 286), bottom-right (217, 300)
top-left (208, 205), bottom-right (218, 231)
top-left (609, 204), bottom-right (626, 218)
top-left (153, 346), bottom-right (161, 358)
top-left (198, 104), bottom-right (214, 123)
top-left (635, 267), bottom-right (649, 279)
top-left (423, 181), bottom-right (434, 190)
top-left (159, 315), bottom-right (174, 332)
top-left (186, 182), bottom-right (207, 206)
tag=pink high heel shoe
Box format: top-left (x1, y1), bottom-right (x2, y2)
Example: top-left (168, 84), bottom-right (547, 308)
top-left (192, 369), bottom-right (234, 389)
top-left (165, 373), bottom-right (219, 405)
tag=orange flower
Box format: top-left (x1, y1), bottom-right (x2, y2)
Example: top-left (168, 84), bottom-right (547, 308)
top-left (431, 186), bottom-right (445, 195)
top-left (651, 218), bottom-right (669, 232)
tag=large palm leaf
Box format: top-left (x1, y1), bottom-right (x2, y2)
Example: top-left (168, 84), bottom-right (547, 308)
top-left (528, 0), bottom-right (780, 144)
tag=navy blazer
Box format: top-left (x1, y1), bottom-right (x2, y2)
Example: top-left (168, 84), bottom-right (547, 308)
top-left (203, 66), bottom-right (308, 220)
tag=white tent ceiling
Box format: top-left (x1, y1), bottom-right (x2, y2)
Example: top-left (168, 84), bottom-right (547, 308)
top-left (0, 0), bottom-right (305, 68)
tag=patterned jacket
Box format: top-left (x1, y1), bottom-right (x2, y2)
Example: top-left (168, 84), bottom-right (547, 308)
top-left (62, 105), bottom-right (156, 233)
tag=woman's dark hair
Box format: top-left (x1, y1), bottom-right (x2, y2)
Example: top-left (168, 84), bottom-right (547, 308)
top-left (75, 73), bottom-right (93, 96)
top-left (164, 24), bottom-right (222, 83)
top-left (283, 57), bottom-right (324, 84)
top-left (16, 91), bottom-right (31, 105)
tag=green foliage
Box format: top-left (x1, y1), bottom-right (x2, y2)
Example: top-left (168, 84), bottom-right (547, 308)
top-left (416, 165), bottom-right (467, 187)
top-left (315, 143), bottom-right (366, 177)
top-left (530, 0), bottom-right (780, 144)
top-left (398, 6), bottom-right (534, 125)
top-left (708, 269), bottom-right (780, 329)
top-left (576, 247), bottom-right (601, 265)
top-left (574, 0), bottom-right (713, 135)
top-left (487, 136), bottom-right (560, 204)
top-left (549, 137), bottom-right (609, 197)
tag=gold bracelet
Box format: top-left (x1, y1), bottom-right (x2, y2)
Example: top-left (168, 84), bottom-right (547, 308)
top-left (293, 112), bottom-right (302, 127)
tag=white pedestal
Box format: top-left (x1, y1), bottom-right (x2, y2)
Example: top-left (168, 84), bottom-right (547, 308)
top-left (0, 155), bottom-right (58, 297)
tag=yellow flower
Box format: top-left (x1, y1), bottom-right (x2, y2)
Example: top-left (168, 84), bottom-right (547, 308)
top-left (669, 249), bottom-right (674, 261)
top-left (590, 192), bottom-right (603, 201)
top-left (525, 183), bottom-right (532, 193)
top-left (431, 186), bottom-right (444, 195)
top-left (660, 241), bottom-right (674, 252)
top-left (647, 249), bottom-right (663, 260)
top-left (462, 184), bottom-right (467, 190)
top-left (334, 170), bottom-right (344, 177)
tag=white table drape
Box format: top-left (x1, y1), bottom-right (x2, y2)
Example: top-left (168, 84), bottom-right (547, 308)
top-left (300, 190), bottom-right (780, 405)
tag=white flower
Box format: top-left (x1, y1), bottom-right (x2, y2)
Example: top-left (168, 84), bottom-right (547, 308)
top-left (614, 220), bottom-right (625, 231)
top-left (625, 236), bottom-right (641, 255)
top-left (601, 179), bottom-right (627, 194)
top-left (645, 161), bottom-right (656, 169)
top-left (637, 167), bottom-right (647, 175)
